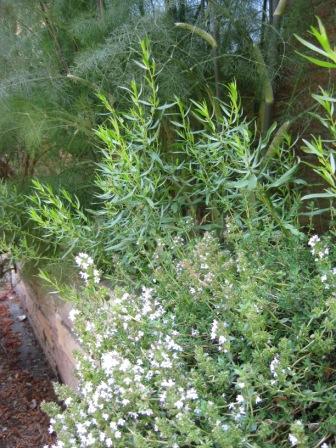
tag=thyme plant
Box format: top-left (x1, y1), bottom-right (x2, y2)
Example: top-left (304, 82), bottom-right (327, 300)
top-left (42, 228), bottom-right (336, 448)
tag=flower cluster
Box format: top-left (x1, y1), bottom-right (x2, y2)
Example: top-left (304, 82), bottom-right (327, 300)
top-left (228, 394), bottom-right (247, 422)
top-left (210, 319), bottom-right (230, 352)
top-left (288, 420), bottom-right (307, 446)
top-left (308, 235), bottom-right (336, 290)
top-left (75, 253), bottom-right (100, 285)
top-left (308, 234), bottom-right (331, 260)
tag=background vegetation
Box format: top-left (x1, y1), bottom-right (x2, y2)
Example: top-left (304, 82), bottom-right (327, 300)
top-left (0, 0), bottom-right (320, 183)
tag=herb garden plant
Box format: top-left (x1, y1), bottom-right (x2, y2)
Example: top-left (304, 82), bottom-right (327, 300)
top-left (21, 38), bottom-right (300, 275)
top-left (42, 227), bottom-right (336, 448)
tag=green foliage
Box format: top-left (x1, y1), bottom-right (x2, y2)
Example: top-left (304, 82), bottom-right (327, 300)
top-left (295, 18), bottom-right (336, 69)
top-left (301, 90), bottom-right (336, 201)
top-left (296, 19), bottom-right (336, 209)
top-left (1, 0), bottom-right (306, 181)
top-left (0, 182), bottom-right (24, 252)
top-left (20, 40), bottom-right (300, 273)
top-left (0, 181), bottom-right (40, 265)
top-left (28, 179), bottom-right (97, 258)
top-left (42, 228), bottom-right (336, 448)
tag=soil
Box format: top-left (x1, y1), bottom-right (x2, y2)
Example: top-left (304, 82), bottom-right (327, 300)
top-left (0, 280), bottom-right (57, 448)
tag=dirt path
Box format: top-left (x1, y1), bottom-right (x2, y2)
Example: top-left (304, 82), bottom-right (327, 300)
top-left (0, 283), bottom-right (57, 448)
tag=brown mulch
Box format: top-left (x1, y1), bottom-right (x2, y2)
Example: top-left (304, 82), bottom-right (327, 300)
top-left (0, 286), bottom-right (57, 448)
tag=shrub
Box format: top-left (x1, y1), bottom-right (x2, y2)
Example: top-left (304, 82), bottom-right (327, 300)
top-left (15, 39), bottom-right (299, 275)
top-left (42, 227), bottom-right (336, 448)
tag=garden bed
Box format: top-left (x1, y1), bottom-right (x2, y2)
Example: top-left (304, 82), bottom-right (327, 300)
top-left (12, 269), bottom-right (80, 389)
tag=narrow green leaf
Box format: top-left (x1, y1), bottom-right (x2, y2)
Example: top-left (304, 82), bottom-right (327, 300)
top-left (330, 152), bottom-right (335, 174)
top-left (133, 60), bottom-right (148, 70)
top-left (302, 192), bottom-right (335, 200)
top-left (296, 52), bottom-right (336, 69)
top-left (269, 164), bottom-right (298, 188)
top-left (295, 35), bottom-right (331, 58)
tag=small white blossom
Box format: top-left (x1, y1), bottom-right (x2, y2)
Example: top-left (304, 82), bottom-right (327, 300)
top-left (236, 394), bottom-right (245, 403)
top-left (68, 308), bottom-right (80, 322)
top-left (270, 355), bottom-right (280, 378)
top-left (186, 388), bottom-right (198, 400)
top-left (288, 434), bottom-right (298, 446)
top-left (191, 328), bottom-right (199, 336)
top-left (175, 399), bottom-right (184, 409)
top-left (93, 269), bottom-right (101, 284)
top-left (79, 271), bottom-right (89, 282)
top-left (308, 235), bottom-right (320, 248)
top-left (75, 253), bottom-right (94, 269)
top-left (318, 247), bottom-right (329, 258)
top-left (64, 397), bottom-right (72, 407)
top-left (210, 320), bottom-right (218, 340)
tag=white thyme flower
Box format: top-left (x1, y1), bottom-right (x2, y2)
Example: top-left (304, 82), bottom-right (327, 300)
top-left (175, 399), bottom-right (184, 409)
top-left (191, 327), bottom-right (199, 336)
top-left (68, 308), bottom-right (80, 322)
top-left (172, 235), bottom-right (184, 246)
top-left (101, 351), bottom-right (120, 373)
top-left (236, 394), bottom-right (245, 403)
top-left (64, 397), bottom-right (72, 407)
top-left (161, 379), bottom-right (175, 388)
top-left (75, 253), bottom-right (94, 269)
top-left (270, 355), bottom-right (280, 378)
top-left (318, 247), bottom-right (329, 258)
top-left (288, 434), bottom-right (298, 446)
top-left (79, 271), bottom-right (89, 283)
top-left (93, 268), bottom-right (101, 284)
top-left (204, 272), bottom-right (214, 284)
top-left (218, 335), bottom-right (227, 345)
top-left (308, 235), bottom-right (320, 248)
top-left (321, 274), bottom-right (328, 283)
top-left (186, 388), bottom-right (198, 400)
top-left (210, 320), bottom-right (218, 340)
